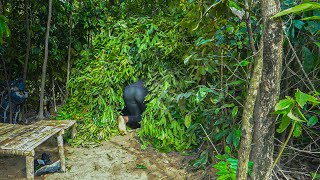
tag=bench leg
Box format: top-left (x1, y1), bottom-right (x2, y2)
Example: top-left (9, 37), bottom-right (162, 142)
top-left (57, 130), bottom-right (66, 172)
top-left (26, 150), bottom-right (35, 180)
top-left (71, 123), bottom-right (77, 139)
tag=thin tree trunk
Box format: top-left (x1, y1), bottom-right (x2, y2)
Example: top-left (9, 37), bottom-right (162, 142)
top-left (236, 0), bottom-right (265, 178)
top-left (66, 1), bottom-right (72, 98)
top-left (0, 0), bottom-right (3, 13)
top-left (23, 0), bottom-right (30, 83)
top-left (52, 76), bottom-right (57, 113)
top-left (38, 0), bottom-right (52, 119)
top-left (1, 56), bottom-right (12, 123)
top-left (22, 0), bottom-right (31, 124)
top-left (236, 45), bottom-right (263, 180)
top-left (250, 0), bottom-right (283, 179)
top-left (67, 23), bottom-right (71, 83)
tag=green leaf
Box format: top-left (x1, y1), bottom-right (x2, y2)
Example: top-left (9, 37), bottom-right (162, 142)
top-left (226, 25), bottom-right (234, 33)
top-left (314, 42), bottom-right (320, 47)
top-left (0, 15), bottom-right (8, 23)
top-left (301, 16), bottom-right (320, 20)
top-left (199, 66), bottom-right (206, 75)
top-left (233, 135), bottom-right (240, 148)
top-left (232, 106), bottom-right (238, 119)
top-left (224, 146), bottom-right (231, 154)
top-left (214, 129), bottom-right (229, 141)
top-left (186, 123), bottom-right (199, 134)
top-left (184, 54), bottom-right (194, 64)
top-left (229, 1), bottom-right (242, 10)
top-left (302, 47), bottom-right (315, 73)
top-left (272, 2), bottom-right (320, 18)
top-left (274, 98), bottom-right (294, 112)
top-left (135, 164), bottom-right (147, 169)
top-left (214, 118), bottom-right (225, 126)
top-left (276, 115), bottom-right (292, 133)
top-left (310, 172), bottom-right (320, 179)
top-left (307, 116), bottom-right (318, 127)
top-left (217, 174), bottom-right (231, 180)
top-left (227, 158), bottom-right (238, 171)
top-left (292, 20), bottom-right (305, 29)
top-left (196, 37), bottom-right (212, 46)
top-left (305, 21), bottom-right (319, 35)
top-left (293, 122), bottom-right (302, 137)
top-left (196, 87), bottom-right (212, 102)
top-left (228, 80), bottom-right (244, 85)
top-left (193, 151), bottom-right (208, 168)
top-left (295, 108), bottom-right (308, 122)
top-left (205, 65), bottom-right (216, 74)
top-left (184, 114), bottom-right (192, 128)
top-left (287, 111), bottom-right (304, 122)
top-left (224, 103), bottom-right (235, 108)
top-left (226, 131), bottom-right (234, 145)
top-left (238, 60), bottom-right (250, 67)
top-left (295, 90), bottom-right (319, 108)
top-left (215, 154), bottom-right (229, 161)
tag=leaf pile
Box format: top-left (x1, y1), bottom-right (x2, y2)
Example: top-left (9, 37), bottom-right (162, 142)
top-left (58, 16), bottom-right (192, 146)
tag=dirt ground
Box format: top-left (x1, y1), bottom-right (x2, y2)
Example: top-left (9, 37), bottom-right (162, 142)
top-left (0, 130), bottom-right (204, 180)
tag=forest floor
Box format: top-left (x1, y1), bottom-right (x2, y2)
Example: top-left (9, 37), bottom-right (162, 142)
top-left (0, 130), bottom-right (205, 180)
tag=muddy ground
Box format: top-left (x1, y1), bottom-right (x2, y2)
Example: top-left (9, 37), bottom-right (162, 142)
top-left (0, 130), bottom-right (204, 180)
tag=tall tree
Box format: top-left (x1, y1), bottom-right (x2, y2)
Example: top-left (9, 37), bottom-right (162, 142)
top-left (236, 20), bottom-right (263, 180)
top-left (237, 0), bottom-right (283, 179)
top-left (250, 0), bottom-right (283, 179)
top-left (38, 0), bottom-right (52, 119)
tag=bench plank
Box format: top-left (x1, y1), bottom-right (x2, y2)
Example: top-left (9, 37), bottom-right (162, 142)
top-left (0, 124), bottom-right (17, 136)
top-left (0, 125), bottom-right (43, 145)
top-left (1, 126), bottom-right (60, 152)
top-left (34, 120), bottom-right (76, 130)
top-left (34, 120), bottom-right (77, 139)
top-left (0, 123), bottom-right (60, 154)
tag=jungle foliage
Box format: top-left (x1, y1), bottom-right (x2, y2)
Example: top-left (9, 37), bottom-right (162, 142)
top-left (58, 0), bottom-right (252, 152)
top-left (0, 0), bottom-right (319, 178)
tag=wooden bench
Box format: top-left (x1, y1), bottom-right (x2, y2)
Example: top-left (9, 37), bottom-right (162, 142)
top-left (34, 120), bottom-right (77, 139)
top-left (0, 120), bottom-right (76, 180)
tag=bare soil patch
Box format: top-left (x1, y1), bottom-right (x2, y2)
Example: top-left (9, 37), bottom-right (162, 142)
top-left (0, 130), bottom-right (203, 180)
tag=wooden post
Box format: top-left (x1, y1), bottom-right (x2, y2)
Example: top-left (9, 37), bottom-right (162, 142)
top-left (71, 122), bottom-right (77, 139)
top-left (57, 130), bottom-right (66, 172)
top-left (26, 150), bottom-right (35, 180)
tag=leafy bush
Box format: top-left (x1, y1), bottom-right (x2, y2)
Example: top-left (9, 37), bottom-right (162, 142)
top-left (274, 90), bottom-right (319, 137)
top-left (58, 16), bottom-right (191, 146)
top-left (59, 1), bottom-right (251, 152)
top-left (213, 146), bottom-right (253, 180)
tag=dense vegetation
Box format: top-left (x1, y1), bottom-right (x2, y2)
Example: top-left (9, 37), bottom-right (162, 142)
top-left (0, 0), bottom-right (319, 179)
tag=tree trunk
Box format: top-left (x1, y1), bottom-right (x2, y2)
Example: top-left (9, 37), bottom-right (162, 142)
top-left (236, 43), bottom-right (263, 180)
top-left (250, 0), bottom-right (283, 179)
top-left (22, 0), bottom-right (31, 124)
top-left (1, 55), bottom-right (12, 123)
top-left (236, 0), bottom-right (265, 178)
top-left (23, 0), bottom-right (30, 83)
top-left (52, 74), bottom-right (57, 113)
top-left (38, 0), bottom-right (52, 119)
top-left (0, 0), bottom-right (3, 13)
top-left (66, 0), bottom-right (72, 98)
